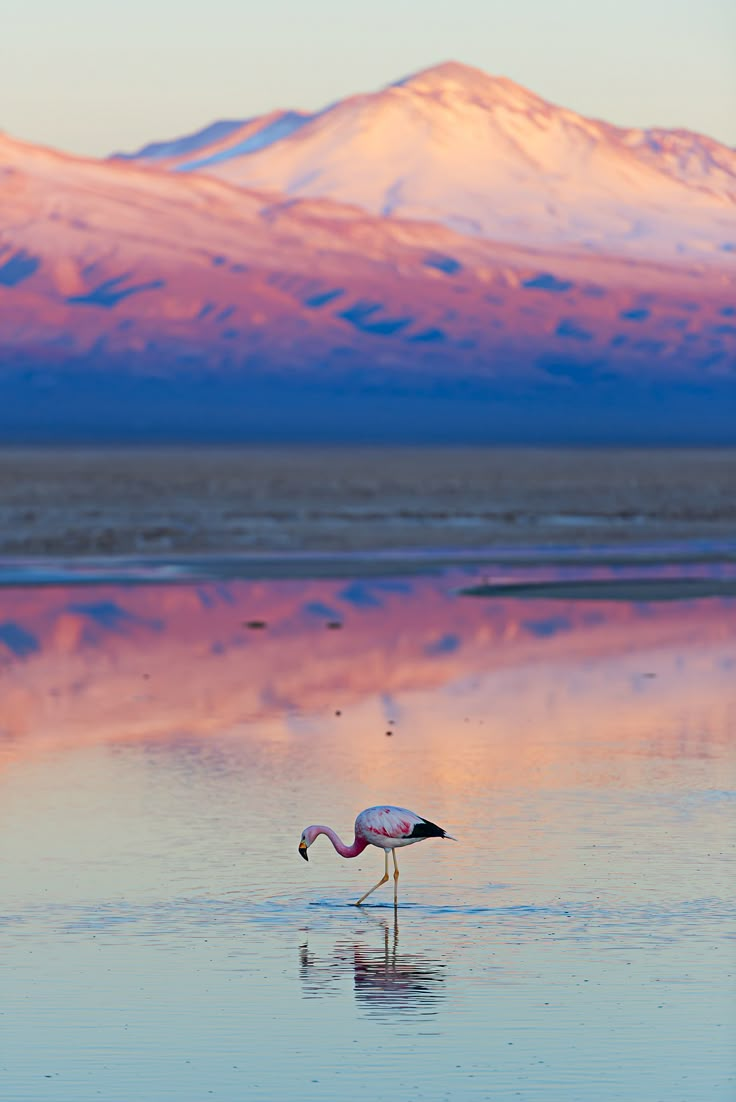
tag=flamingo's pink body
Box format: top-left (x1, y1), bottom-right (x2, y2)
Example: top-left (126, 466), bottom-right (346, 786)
top-left (298, 804), bottom-right (454, 905)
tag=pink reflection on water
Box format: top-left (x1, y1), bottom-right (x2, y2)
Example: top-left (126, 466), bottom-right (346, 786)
top-left (0, 573), bottom-right (734, 788)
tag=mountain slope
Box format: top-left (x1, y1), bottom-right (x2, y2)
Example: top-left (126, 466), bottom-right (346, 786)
top-left (1, 127), bottom-right (735, 441)
top-left (119, 61), bottom-right (736, 260)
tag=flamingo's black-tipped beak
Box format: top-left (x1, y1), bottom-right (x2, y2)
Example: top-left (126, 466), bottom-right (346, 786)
top-left (299, 842), bottom-right (309, 861)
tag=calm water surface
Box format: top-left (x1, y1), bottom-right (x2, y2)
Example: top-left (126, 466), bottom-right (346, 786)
top-left (1, 556), bottom-right (734, 1100)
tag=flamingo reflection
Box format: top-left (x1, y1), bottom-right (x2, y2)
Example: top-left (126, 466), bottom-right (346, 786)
top-left (299, 911), bottom-right (446, 1016)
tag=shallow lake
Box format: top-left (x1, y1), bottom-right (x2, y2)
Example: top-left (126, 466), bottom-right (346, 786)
top-left (1, 551), bottom-right (734, 1100)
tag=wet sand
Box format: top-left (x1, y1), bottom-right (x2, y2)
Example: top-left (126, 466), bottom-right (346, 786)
top-left (1, 446), bottom-right (735, 556)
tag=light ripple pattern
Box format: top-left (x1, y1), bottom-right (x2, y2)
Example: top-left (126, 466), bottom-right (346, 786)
top-left (0, 558), bottom-right (734, 1101)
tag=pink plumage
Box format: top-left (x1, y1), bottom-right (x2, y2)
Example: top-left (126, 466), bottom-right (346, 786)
top-left (298, 804), bottom-right (455, 906)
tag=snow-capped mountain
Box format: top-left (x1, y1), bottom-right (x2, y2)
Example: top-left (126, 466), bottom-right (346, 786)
top-left (118, 61), bottom-right (736, 260)
top-left (1, 65), bottom-right (735, 442)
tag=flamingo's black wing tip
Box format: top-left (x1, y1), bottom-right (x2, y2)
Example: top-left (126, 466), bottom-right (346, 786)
top-left (409, 818), bottom-right (448, 839)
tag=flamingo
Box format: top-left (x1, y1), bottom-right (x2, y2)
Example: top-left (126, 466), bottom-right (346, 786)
top-left (298, 805), bottom-right (455, 906)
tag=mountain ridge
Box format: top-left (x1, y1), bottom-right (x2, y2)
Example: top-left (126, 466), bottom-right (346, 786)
top-left (1, 65), bottom-right (735, 442)
top-left (115, 61), bottom-right (736, 260)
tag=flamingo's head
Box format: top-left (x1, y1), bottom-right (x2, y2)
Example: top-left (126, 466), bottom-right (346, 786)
top-left (298, 826), bottom-right (316, 861)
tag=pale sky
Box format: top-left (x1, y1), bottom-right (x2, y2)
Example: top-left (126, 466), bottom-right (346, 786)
top-left (3, 0), bottom-right (735, 156)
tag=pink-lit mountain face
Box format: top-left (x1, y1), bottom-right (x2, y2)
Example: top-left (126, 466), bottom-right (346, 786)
top-left (1, 63), bottom-right (735, 441)
top-left (119, 62), bottom-right (736, 262)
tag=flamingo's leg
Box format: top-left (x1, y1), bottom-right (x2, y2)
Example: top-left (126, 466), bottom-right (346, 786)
top-left (392, 849), bottom-right (399, 907)
top-left (355, 849), bottom-right (389, 906)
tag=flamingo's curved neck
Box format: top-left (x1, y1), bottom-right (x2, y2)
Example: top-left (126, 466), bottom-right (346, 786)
top-left (312, 825), bottom-right (368, 859)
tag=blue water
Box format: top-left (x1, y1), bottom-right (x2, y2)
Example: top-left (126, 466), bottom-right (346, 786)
top-left (0, 560), bottom-right (734, 1100)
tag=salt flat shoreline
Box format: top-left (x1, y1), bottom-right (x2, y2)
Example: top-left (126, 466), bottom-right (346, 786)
top-left (1, 446), bottom-right (734, 558)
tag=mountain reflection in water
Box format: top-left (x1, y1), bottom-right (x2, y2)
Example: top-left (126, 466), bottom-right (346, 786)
top-left (1, 556), bottom-right (734, 1102)
top-left (1, 562), bottom-right (734, 778)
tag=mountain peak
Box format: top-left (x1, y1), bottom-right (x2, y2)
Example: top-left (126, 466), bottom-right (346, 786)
top-left (113, 62), bottom-right (736, 261)
top-left (394, 61), bottom-right (537, 107)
